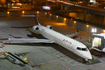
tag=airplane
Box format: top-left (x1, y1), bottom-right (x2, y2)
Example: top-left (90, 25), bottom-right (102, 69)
top-left (8, 14), bottom-right (92, 62)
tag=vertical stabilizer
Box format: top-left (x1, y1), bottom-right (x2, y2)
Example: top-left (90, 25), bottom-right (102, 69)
top-left (77, 29), bottom-right (79, 33)
top-left (21, 14), bottom-right (40, 25)
top-left (34, 14), bottom-right (40, 25)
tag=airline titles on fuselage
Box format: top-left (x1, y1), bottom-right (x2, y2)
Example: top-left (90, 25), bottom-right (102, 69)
top-left (63, 39), bottom-right (72, 45)
top-left (41, 28), bottom-right (72, 46)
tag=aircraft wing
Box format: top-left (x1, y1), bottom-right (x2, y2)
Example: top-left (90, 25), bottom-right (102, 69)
top-left (67, 29), bottom-right (79, 38)
top-left (67, 32), bottom-right (79, 38)
top-left (8, 38), bottom-right (53, 43)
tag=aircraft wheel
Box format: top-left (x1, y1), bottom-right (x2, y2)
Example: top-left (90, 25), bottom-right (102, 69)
top-left (82, 58), bottom-right (87, 63)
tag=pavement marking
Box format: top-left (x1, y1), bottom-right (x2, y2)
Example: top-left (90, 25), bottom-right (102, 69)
top-left (60, 58), bottom-right (78, 66)
top-left (45, 47), bottom-right (79, 66)
top-left (34, 47), bottom-right (70, 70)
top-left (28, 59), bottom-right (35, 67)
top-left (57, 61), bottom-right (70, 70)
top-left (26, 65), bottom-right (37, 70)
top-left (1, 30), bottom-right (5, 32)
top-left (20, 31), bottom-right (27, 36)
top-left (0, 66), bottom-right (3, 70)
top-left (34, 61), bottom-right (70, 70)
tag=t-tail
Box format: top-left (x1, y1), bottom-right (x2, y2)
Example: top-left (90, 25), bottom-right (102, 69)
top-left (21, 14), bottom-right (40, 25)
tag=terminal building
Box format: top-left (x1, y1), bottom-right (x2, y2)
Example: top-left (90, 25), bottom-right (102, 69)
top-left (0, 0), bottom-right (45, 11)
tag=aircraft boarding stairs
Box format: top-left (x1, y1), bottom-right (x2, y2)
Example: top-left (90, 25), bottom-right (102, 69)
top-left (6, 52), bottom-right (28, 66)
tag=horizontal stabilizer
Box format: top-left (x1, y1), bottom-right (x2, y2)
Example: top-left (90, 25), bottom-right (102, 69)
top-left (21, 15), bottom-right (43, 17)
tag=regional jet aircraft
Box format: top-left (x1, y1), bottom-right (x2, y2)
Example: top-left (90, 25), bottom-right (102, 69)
top-left (8, 14), bottom-right (92, 61)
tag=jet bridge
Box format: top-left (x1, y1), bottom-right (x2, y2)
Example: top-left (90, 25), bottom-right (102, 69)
top-left (90, 33), bottom-right (105, 52)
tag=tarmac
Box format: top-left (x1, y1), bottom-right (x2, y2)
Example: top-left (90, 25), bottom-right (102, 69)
top-left (0, 16), bottom-right (105, 70)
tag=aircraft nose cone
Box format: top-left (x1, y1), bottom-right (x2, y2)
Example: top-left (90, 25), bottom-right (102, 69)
top-left (86, 53), bottom-right (92, 60)
top-left (88, 55), bottom-right (92, 59)
top-left (81, 52), bottom-right (92, 60)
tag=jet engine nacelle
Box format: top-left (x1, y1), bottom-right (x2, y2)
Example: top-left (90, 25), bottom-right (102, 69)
top-left (33, 26), bottom-right (40, 32)
top-left (46, 25), bottom-right (53, 29)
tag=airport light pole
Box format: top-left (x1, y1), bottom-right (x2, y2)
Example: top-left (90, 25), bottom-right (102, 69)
top-left (91, 28), bottom-right (97, 34)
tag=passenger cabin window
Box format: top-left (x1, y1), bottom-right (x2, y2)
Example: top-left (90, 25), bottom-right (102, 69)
top-left (77, 47), bottom-right (87, 51)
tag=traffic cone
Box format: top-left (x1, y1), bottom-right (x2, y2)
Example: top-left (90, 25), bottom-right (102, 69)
top-left (5, 42), bottom-right (7, 45)
top-left (80, 36), bottom-right (82, 40)
top-left (76, 36), bottom-right (79, 38)
top-left (2, 42), bottom-right (5, 47)
top-left (9, 41), bottom-right (10, 44)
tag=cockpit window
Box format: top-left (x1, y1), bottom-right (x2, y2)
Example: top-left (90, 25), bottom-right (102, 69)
top-left (77, 47), bottom-right (81, 50)
top-left (82, 48), bottom-right (87, 51)
top-left (77, 47), bottom-right (87, 51)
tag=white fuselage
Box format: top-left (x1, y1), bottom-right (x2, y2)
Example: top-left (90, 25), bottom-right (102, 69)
top-left (37, 25), bottom-right (92, 61)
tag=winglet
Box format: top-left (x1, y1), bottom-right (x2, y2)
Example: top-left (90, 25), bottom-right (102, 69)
top-left (67, 29), bottom-right (79, 38)
top-left (77, 29), bottom-right (79, 33)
